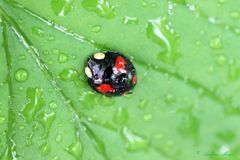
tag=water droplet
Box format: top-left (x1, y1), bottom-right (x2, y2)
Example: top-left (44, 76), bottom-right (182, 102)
top-left (58, 53), bottom-right (68, 63)
top-left (48, 60), bottom-right (54, 65)
top-left (32, 26), bottom-right (44, 37)
top-left (39, 142), bottom-right (51, 156)
top-left (49, 101), bottom-right (57, 109)
top-left (216, 55), bottom-right (227, 66)
top-left (123, 16), bottom-right (139, 25)
top-left (147, 17), bottom-right (180, 64)
top-left (0, 116), bottom-right (6, 124)
top-left (55, 134), bottom-right (62, 143)
top-left (18, 125), bottom-right (25, 130)
top-left (165, 93), bottom-right (176, 104)
top-left (18, 55), bottom-right (26, 60)
top-left (37, 111), bottom-right (56, 138)
top-left (143, 114), bottom-right (152, 121)
top-left (91, 25), bottom-right (101, 33)
top-left (21, 88), bottom-right (44, 122)
top-left (82, 0), bottom-right (115, 19)
top-left (14, 68), bottom-right (28, 83)
top-left (122, 127), bottom-right (148, 151)
top-left (51, 0), bottom-right (74, 16)
top-left (52, 48), bottom-right (60, 54)
top-left (51, 156), bottom-right (59, 160)
top-left (113, 107), bottom-right (128, 125)
top-left (138, 99), bottom-right (147, 110)
top-left (59, 69), bottom-right (78, 81)
top-left (228, 60), bottom-right (239, 81)
top-left (230, 11), bottom-right (240, 19)
top-left (66, 140), bottom-right (83, 159)
top-left (48, 35), bottom-right (55, 41)
top-left (210, 35), bottom-right (222, 49)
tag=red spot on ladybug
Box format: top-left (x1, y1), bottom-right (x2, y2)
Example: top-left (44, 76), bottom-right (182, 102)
top-left (97, 84), bottom-right (115, 93)
top-left (132, 75), bottom-right (137, 85)
top-left (115, 56), bottom-right (126, 72)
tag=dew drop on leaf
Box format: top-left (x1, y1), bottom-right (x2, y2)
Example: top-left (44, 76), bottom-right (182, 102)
top-left (81, 0), bottom-right (116, 19)
top-left (216, 55), bottom-right (227, 66)
top-left (21, 88), bottom-right (44, 122)
top-left (122, 16), bottom-right (139, 25)
top-left (32, 26), bottom-right (44, 37)
top-left (91, 25), bottom-right (101, 33)
top-left (58, 53), bottom-right (68, 63)
top-left (39, 142), bottom-right (51, 156)
top-left (122, 127), bottom-right (148, 152)
top-left (66, 140), bottom-right (83, 159)
top-left (210, 35), bottom-right (222, 49)
top-left (59, 69), bottom-right (78, 81)
top-left (51, 0), bottom-right (74, 16)
top-left (14, 68), bottom-right (28, 83)
top-left (113, 107), bottom-right (128, 125)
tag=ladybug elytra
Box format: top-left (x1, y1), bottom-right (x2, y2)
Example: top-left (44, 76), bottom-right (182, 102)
top-left (85, 51), bottom-right (137, 96)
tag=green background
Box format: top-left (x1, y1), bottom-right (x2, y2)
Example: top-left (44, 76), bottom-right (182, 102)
top-left (0, 0), bottom-right (240, 159)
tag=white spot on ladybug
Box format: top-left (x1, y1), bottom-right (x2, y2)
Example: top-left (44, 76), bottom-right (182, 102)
top-left (85, 67), bottom-right (92, 78)
top-left (94, 52), bottom-right (105, 60)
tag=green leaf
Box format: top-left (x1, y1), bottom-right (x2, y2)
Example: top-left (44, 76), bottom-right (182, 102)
top-left (0, 0), bottom-right (240, 160)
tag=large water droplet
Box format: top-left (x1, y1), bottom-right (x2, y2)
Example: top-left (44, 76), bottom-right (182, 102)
top-left (37, 111), bottom-right (56, 138)
top-left (14, 68), bottom-right (28, 83)
top-left (82, 0), bottom-right (115, 19)
top-left (113, 107), bottom-right (128, 125)
top-left (51, 0), bottom-right (74, 16)
top-left (21, 88), bottom-right (44, 122)
top-left (147, 17), bottom-right (180, 64)
top-left (122, 127), bottom-right (148, 151)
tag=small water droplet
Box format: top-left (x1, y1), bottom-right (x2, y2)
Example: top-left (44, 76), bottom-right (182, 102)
top-left (59, 69), bottom-right (78, 81)
top-left (48, 35), bottom-right (55, 41)
top-left (32, 26), bottom-right (44, 37)
top-left (210, 35), bottom-right (222, 49)
top-left (228, 60), bottom-right (239, 81)
top-left (230, 11), bottom-right (240, 19)
top-left (113, 107), bottom-right (128, 125)
top-left (52, 48), bottom-right (60, 54)
top-left (39, 142), bottom-right (51, 156)
top-left (51, 156), bottom-right (59, 160)
top-left (49, 100), bottom-right (57, 109)
top-left (55, 134), bottom-right (62, 143)
top-left (82, 0), bottom-right (115, 19)
top-left (165, 93), bottom-right (176, 104)
top-left (138, 99), bottom-right (147, 110)
top-left (66, 141), bottom-right (83, 159)
top-left (216, 55), bottom-right (227, 66)
top-left (58, 53), bottom-right (68, 63)
top-left (51, 0), bottom-right (74, 16)
top-left (14, 68), bottom-right (28, 83)
top-left (122, 127), bottom-right (148, 151)
top-left (123, 16), bottom-right (139, 25)
top-left (143, 114), bottom-right (152, 121)
top-left (18, 55), bottom-right (26, 60)
top-left (48, 60), bottom-right (54, 65)
top-left (91, 25), bottom-right (102, 33)
top-left (0, 116), bottom-right (6, 124)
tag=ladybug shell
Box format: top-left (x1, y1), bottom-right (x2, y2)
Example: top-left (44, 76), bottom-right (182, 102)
top-left (85, 51), bottom-right (137, 96)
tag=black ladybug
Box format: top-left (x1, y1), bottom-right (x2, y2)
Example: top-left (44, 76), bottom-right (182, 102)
top-left (85, 51), bottom-right (137, 96)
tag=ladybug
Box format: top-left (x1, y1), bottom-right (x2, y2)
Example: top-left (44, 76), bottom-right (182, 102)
top-left (84, 51), bottom-right (137, 96)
